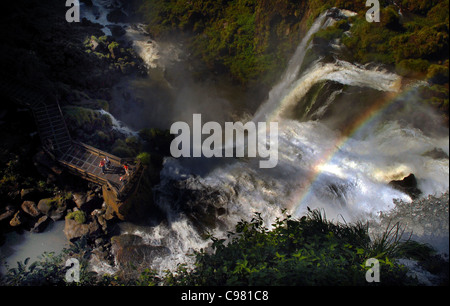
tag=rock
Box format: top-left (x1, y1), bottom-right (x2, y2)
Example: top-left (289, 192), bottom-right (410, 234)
top-left (111, 234), bottom-right (170, 275)
top-left (80, 0), bottom-right (93, 6)
top-left (64, 217), bottom-right (102, 242)
top-left (0, 205), bottom-right (17, 223)
top-left (102, 185), bottom-right (128, 220)
top-left (32, 215), bottom-right (51, 233)
top-left (10, 211), bottom-right (25, 227)
top-left (21, 201), bottom-right (41, 218)
top-left (422, 148), bottom-right (449, 160)
top-left (106, 8), bottom-right (127, 24)
top-left (389, 174), bottom-right (422, 200)
top-left (20, 188), bottom-right (41, 201)
top-left (37, 198), bottom-right (67, 221)
top-left (73, 191), bottom-right (103, 212)
top-left (91, 39), bottom-right (100, 51)
top-left (37, 198), bottom-right (53, 215)
top-left (106, 25), bottom-right (126, 37)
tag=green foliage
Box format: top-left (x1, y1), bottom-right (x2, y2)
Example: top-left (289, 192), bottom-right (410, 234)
top-left (136, 0), bottom-right (308, 85)
top-left (138, 128), bottom-right (174, 156)
top-left (135, 0), bottom-right (449, 90)
top-left (427, 62), bottom-right (450, 84)
top-left (0, 239), bottom-right (109, 286)
top-left (66, 210), bottom-right (86, 224)
top-left (161, 209), bottom-right (423, 286)
top-left (396, 59), bottom-right (431, 77)
top-left (136, 152), bottom-right (151, 166)
top-left (112, 139), bottom-right (136, 158)
top-left (62, 106), bottom-right (97, 128)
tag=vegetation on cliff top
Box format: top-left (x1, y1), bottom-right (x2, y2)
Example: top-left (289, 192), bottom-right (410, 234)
top-left (136, 1), bottom-right (448, 82)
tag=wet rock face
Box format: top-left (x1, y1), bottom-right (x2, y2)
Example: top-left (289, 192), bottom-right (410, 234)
top-left (64, 216), bottom-right (102, 242)
top-left (158, 176), bottom-right (231, 234)
top-left (389, 173), bottom-right (422, 200)
top-left (111, 234), bottom-right (170, 277)
top-left (37, 198), bottom-right (68, 221)
top-left (21, 201), bottom-right (41, 218)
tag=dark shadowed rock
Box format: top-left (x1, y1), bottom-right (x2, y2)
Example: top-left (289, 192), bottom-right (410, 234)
top-left (20, 188), bottom-right (43, 202)
top-left (389, 174), bottom-right (422, 200)
top-left (37, 198), bottom-right (68, 221)
top-left (106, 8), bottom-right (127, 23)
top-left (64, 217), bottom-right (102, 242)
top-left (422, 148), bottom-right (449, 160)
top-left (10, 211), bottom-right (26, 227)
top-left (107, 25), bottom-right (126, 37)
top-left (0, 205), bottom-right (17, 223)
top-left (73, 191), bottom-right (103, 212)
top-left (32, 215), bottom-right (51, 233)
top-left (21, 201), bottom-right (41, 218)
top-left (111, 234), bottom-right (171, 275)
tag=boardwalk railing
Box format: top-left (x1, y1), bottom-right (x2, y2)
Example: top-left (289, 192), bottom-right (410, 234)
top-left (2, 75), bottom-right (143, 200)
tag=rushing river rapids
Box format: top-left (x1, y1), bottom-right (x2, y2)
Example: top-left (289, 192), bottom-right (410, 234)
top-left (78, 2), bottom-right (450, 276)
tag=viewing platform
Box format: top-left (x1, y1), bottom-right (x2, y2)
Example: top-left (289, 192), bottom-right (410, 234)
top-left (1, 77), bottom-right (144, 214)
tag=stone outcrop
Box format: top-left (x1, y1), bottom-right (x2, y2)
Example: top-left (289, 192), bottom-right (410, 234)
top-left (64, 215), bottom-right (103, 242)
top-left (21, 201), bottom-right (41, 218)
top-left (73, 191), bottom-right (103, 213)
top-left (9, 211), bottom-right (26, 227)
top-left (0, 205), bottom-right (17, 224)
top-left (111, 234), bottom-right (170, 277)
top-left (32, 215), bottom-right (51, 233)
top-left (37, 198), bottom-right (68, 221)
top-left (389, 174), bottom-right (422, 200)
top-left (102, 185), bottom-right (128, 221)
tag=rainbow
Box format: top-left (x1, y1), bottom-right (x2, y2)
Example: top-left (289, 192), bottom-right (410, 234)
top-left (280, 82), bottom-right (408, 214)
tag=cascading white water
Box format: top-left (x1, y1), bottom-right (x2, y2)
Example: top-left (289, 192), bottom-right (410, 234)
top-left (136, 8), bottom-right (449, 275)
top-left (97, 109), bottom-right (139, 137)
top-left (253, 10), bottom-right (332, 123)
top-left (80, 5), bottom-right (448, 276)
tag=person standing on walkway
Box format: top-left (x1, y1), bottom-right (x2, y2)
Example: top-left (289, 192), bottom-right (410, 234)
top-left (123, 163), bottom-right (129, 176)
top-left (99, 159), bottom-right (106, 175)
top-left (105, 156), bottom-right (111, 170)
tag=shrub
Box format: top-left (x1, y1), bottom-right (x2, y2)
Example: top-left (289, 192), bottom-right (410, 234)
top-left (66, 210), bottom-right (86, 224)
top-left (161, 209), bottom-right (427, 286)
top-left (136, 152), bottom-right (151, 166)
top-left (396, 59), bottom-right (431, 77)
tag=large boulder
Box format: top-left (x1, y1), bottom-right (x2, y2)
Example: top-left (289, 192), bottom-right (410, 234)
top-left (73, 191), bottom-right (103, 213)
top-left (32, 215), bottom-right (51, 233)
top-left (389, 174), bottom-right (422, 200)
top-left (64, 215), bottom-right (102, 242)
top-left (111, 234), bottom-right (170, 277)
top-left (106, 9), bottom-right (128, 24)
top-left (106, 25), bottom-right (126, 37)
top-left (37, 198), bottom-right (68, 221)
top-left (21, 201), bottom-right (41, 218)
top-left (9, 211), bottom-right (26, 227)
top-left (33, 150), bottom-right (63, 177)
top-left (0, 205), bottom-right (16, 224)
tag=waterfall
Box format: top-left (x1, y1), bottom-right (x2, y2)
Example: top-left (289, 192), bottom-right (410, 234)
top-left (253, 10), bottom-right (332, 123)
top-left (97, 109), bottom-right (139, 137)
top-left (83, 6), bottom-right (448, 276)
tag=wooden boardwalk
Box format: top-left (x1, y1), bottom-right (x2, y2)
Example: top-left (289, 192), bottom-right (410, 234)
top-left (1, 77), bottom-right (142, 198)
